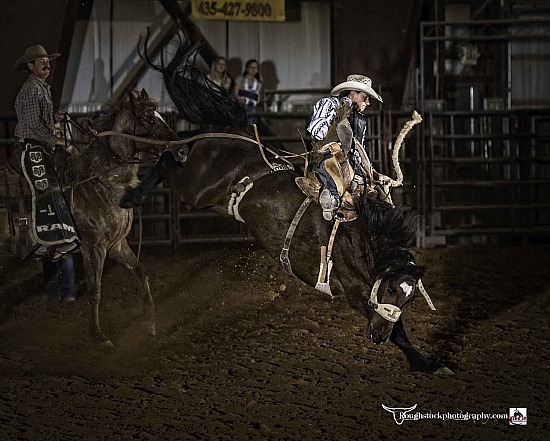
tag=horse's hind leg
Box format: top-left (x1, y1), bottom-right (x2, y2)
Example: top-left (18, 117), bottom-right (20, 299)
top-left (390, 318), bottom-right (453, 375)
top-left (108, 239), bottom-right (155, 336)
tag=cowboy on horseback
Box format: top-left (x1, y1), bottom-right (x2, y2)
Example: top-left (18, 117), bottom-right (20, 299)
top-left (306, 74), bottom-right (384, 221)
top-left (13, 45), bottom-right (80, 263)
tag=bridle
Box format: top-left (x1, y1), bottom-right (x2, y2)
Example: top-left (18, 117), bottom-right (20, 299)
top-left (368, 278), bottom-right (403, 322)
top-left (131, 102), bottom-right (162, 140)
top-left (63, 104), bottom-right (175, 188)
top-left (368, 274), bottom-right (436, 323)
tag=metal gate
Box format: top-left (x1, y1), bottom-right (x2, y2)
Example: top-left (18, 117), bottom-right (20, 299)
top-left (127, 108), bottom-right (550, 248)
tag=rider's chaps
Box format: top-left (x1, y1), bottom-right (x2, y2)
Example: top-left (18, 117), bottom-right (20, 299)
top-left (20, 140), bottom-right (80, 260)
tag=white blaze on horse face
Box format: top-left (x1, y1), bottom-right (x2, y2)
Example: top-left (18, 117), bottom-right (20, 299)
top-left (154, 110), bottom-right (167, 125)
top-left (400, 281), bottom-right (414, 297)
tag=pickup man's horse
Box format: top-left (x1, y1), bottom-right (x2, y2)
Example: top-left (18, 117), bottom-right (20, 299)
top-left (5, 89), bottom-right (185, 346)
top-left (123, 127), bottom-right (450, 374)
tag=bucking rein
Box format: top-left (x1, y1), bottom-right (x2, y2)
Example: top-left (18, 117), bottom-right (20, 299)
top-left (84, 111), bottom-right (436, 322)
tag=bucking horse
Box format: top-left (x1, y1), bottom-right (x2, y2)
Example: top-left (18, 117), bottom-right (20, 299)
top-left (121, 42), bottom-right (452, 375)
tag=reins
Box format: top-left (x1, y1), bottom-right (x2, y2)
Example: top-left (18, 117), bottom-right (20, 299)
top-left (62, 117), bottom-right (169, 188)
top-left (63, 115), bottom-right (295, 192)
top-left (67, 110), bottom-right (304, 171)
top-left (86, 124), bottom-right (297, 169)
top-left (89, 127), bottom-right (260, 147)
top-left (352, 110), bottom-right (423, 204)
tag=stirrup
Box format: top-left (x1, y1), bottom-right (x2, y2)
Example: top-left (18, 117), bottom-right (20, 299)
top-left (335, 192), bottom-right (359, 223)
top-left (335, 206), bottom-right (359, 223)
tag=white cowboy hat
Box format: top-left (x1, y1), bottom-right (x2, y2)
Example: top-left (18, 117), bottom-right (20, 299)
top-left (330, 74), bottom-right (383, 102)
top-left (14, 45), bottom-right (60, 71)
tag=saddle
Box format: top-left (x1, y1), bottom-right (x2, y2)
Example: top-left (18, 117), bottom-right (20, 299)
top-left (296, 142), bottom-right (364, 223)
top-left (16, 141), bottom-right (80, 260)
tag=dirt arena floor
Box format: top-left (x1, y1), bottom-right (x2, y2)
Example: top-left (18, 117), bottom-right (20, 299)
top-left (0, 242), bottom-right (548, 440)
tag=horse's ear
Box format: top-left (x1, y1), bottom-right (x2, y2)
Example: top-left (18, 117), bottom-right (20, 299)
top-left (128, 89), bottom-right (139, 106)
top-left (140, 88), bottom-right (150, 101)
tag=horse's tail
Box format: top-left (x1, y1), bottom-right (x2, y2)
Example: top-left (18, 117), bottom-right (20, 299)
top-left (139, 32), bottom-right (247, 129)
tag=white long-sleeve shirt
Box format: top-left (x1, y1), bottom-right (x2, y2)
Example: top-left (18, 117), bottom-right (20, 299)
top-left (307, 96), bottom-right (353, 141)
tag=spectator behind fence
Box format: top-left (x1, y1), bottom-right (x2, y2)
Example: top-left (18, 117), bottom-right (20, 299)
top-left (207, 56), bottom-right (233, 91)
top-left (234, 59), bottom-right (262, 126)
top-left (233, 59), bottom-right (273, 136)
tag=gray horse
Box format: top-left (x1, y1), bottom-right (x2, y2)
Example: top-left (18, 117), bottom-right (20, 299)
top-left (4, 89), bottom-right (186, 346)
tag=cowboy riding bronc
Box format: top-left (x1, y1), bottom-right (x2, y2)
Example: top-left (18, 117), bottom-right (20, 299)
top-left (13, 44), bottom-right (80, 262)
top-left (300, 74), bottom-right (390, 222)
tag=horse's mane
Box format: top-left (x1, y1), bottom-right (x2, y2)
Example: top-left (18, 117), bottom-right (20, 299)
top-left (89, 99), bottom-right (123, 134)
top-left (356, 193), bottom-right (426, 278)
top-left (90, 90), bottom-right (157, 133)
top-left (357, 194), bottom-right (418, 247)
top-left (139, 34), bottom-right (247, 129)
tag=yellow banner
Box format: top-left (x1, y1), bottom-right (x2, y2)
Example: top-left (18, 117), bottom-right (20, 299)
top-left (191, 0), bottom-right (285, 22)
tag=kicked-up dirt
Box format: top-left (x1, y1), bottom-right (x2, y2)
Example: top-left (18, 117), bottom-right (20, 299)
top-left (0, 243), bottom-right (548, 440)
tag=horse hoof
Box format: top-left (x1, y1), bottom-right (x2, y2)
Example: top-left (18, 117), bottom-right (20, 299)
top-left (99, 339), bottom-right (115, 348)
top-left (148, 323), bottom-right (157, 336)
top-left (435, 366), bottom-right (454, 376)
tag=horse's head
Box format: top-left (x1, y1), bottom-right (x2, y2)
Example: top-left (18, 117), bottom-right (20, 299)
top-left (354, 194), bottom-right (435, 344)
top-left (367, 264), bottom-right (427, 344)
top-left (110, 89), bottom-right (188, 161)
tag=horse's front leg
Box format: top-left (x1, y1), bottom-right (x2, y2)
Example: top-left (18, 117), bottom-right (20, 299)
top-left (81, 245), bottom-right (113, 346)
top-left (390, 318), bottom-right (453, 375)
top-left (108, 239), bottom-right (155, 336)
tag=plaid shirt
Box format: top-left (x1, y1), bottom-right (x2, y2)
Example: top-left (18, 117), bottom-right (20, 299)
top-left (15, 75), bottom-right (57, 148)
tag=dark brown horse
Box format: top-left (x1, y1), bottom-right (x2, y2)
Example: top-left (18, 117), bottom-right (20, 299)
top-left (125, 42), bottom-right (450, 373)
top-left (123, 129), bottom-right (451, 374)
top-left (5, 89), bottom-right (186, 346)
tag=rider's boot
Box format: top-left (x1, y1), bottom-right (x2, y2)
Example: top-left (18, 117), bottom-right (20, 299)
top-left (319, 189), bottom-right (340, 221)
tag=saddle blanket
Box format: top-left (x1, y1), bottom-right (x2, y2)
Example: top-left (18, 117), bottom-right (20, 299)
top-left (21, 143), bottom-right (80, 257)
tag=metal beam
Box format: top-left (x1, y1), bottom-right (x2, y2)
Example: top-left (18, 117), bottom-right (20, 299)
top-left (110, 19), bottom-right (178, 104)
top-left (158, 0), bottom-right (218, 66)
top-left (52, 0), bottom-right (80, 108)
top-left (111, 0), bottom-right (219, 103)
